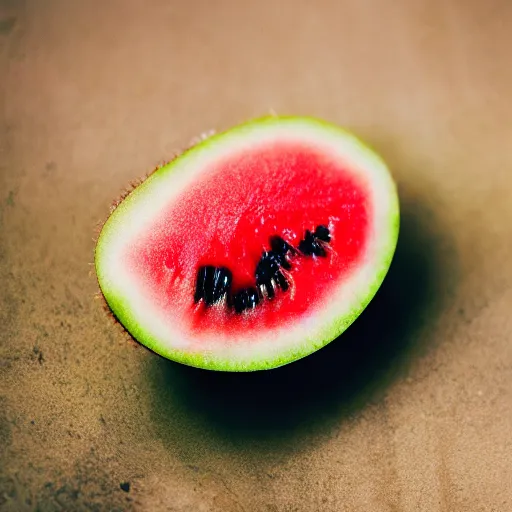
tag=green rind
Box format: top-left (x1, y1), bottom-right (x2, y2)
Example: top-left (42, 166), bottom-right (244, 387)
top-left (95, 115), bottom-right (400, 372)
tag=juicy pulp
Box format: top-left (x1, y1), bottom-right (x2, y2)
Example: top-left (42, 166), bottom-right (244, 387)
top-left (129, 141), bottom-right (369, 334)
top-left (95, 116), bottom-right (400, 371)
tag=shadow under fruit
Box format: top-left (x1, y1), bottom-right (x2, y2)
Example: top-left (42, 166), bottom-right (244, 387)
top-left (145, 185), bottom-right (456, 452)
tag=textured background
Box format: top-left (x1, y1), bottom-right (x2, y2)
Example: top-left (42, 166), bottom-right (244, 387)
top-left (1, 0), bottom-right (512, 510)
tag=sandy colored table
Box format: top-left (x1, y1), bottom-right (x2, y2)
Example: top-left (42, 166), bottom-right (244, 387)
top-left (1, 1), bottom-right (511, 510)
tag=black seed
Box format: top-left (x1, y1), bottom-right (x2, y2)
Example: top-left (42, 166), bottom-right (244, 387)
top-left (275, 270), bottom-right (289, 291)
top-left (270, 236), bottom-right (295, 256)
top-left (196, 223), bottom-right (330, 311)
top-left (266, 252), bottom-right (290, 270)
top-left (194, 266), bottom-right (213, 303)
top-left (265, 281), bottom-right (275, 299)
top-left (298, 239), bottom-right (309, 254)
top-left (298, 230), bottom-right (315, 255)
top-left (314, 242), bottom-right (327, 257)
top-left (120, 482), bottom-right (130, 493)
top-left (233, 287), bottom-right (259, 313)
top-left (276, 251), bottom-right (292, 270)
top-left (255, 250), bottom-right (289, 294)
top-left (269, 236), bottom-right (294, 270)
top-left (203, 266), bottom-right (217, 305)
top-left (255, 252), bottom-right (281, 284)
top-left (211, 267), bottom-right (232, 303)
top-left (194, 265), bottom-right (232, 306)
top-left (298, 230), bottom-right (327, 257)
top-left (314, 225), bottom-right (331, 242)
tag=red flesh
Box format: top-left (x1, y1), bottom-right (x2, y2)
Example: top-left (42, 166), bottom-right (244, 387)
top-left (127, 141), bottom-right (370, 337)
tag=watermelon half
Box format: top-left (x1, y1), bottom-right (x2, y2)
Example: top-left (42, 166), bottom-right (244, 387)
top-left (95, 116), bottom-right (399, 372)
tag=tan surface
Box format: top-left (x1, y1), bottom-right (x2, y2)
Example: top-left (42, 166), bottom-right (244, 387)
top-left (1, 0), bottom-right (512, 510)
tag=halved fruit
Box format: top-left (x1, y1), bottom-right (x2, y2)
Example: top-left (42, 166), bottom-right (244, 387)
top-left (95, 116), bottom-right (400, 371)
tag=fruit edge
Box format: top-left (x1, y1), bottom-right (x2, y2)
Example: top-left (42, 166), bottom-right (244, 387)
top-left (95, 115), bottom-right (400, 372)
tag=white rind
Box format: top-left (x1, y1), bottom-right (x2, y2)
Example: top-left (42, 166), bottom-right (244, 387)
top-left (95, 116), bottom-right (399, 371)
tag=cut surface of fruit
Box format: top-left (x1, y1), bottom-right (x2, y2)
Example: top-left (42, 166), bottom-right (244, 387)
top-left (95, 116), bottom-right (399, 371)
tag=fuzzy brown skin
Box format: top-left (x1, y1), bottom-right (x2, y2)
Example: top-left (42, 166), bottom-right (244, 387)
top-left (92, 131), bottom-right (217, 244)
top-left (91, 133), bottom-right (216, 349)
top-left (92, 159), bottom-right (175, 349)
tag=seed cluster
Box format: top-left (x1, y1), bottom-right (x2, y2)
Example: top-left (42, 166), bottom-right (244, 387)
top-left (194, 225), bottom-right (331, 314)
